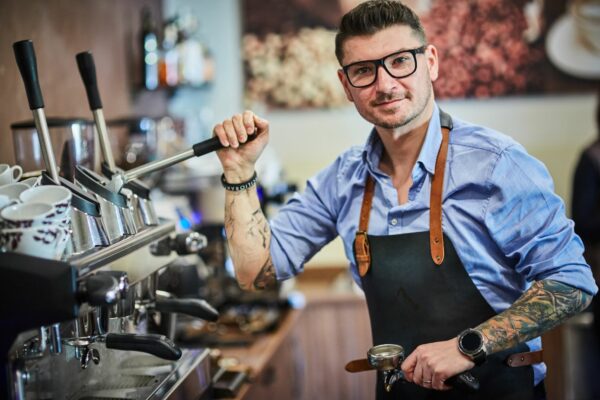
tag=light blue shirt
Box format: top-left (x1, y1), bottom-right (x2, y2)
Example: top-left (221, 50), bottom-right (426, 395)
top-left (269, 103), bottom-right (598, 383)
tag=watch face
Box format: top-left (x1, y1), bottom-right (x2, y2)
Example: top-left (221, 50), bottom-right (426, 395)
top-left (461, 331), bottom-right (482, 353)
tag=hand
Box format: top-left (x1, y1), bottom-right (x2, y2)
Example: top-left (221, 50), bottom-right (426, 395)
top-left (213, 110), bottom-right (269, 183)
top-left (400, 338), bottom-right (474, 391)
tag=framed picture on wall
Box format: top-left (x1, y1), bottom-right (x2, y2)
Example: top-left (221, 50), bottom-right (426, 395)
top-left (241, 0), bottom-right (600, 109)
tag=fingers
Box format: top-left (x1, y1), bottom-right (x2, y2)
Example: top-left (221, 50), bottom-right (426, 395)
top-left (213, 110), bottom-right (267, 148)
top-left (401, 345), bottom-right (453, 391)
top-left (400, 350), bottom-right (417, 383)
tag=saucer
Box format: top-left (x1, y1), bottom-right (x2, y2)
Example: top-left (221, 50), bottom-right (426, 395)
top-left (545, 14), bottom-right (600, 80)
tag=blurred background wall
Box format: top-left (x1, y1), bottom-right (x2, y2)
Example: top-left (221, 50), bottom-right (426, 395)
top-left (0, 0), bottom-right (598, 267)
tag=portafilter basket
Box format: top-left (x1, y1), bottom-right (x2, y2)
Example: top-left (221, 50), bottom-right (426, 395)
top-left (367, 344), bottom-right (405, 372)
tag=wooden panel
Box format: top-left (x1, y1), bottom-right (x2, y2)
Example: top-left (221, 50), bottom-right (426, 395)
top-left (295, 299), bottom-right (375, 400)
top-left (0, 0), bottom-right (162, 165)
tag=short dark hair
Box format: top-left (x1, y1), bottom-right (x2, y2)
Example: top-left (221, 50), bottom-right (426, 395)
top-left (335, 0), bottom-right (427, 64)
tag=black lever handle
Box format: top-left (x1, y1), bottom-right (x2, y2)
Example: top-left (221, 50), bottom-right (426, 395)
top-left (155, 298), bottom-right (219, 322)
top-left (77, 274), bottom-right (119, 306)
top-left (76, 51), bottom-right (103, 110)
top-left (445, 371), bottom-right (479, 392)
top-left (192, 129), bottom-right (260, 158)
top-left (105, 333), bottom-right (182, 360)
top-left (13, 40), bottom-right (44, 110)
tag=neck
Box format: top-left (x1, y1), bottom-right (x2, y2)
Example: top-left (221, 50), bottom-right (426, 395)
top-left (377, 103), bottom-right (434, 172)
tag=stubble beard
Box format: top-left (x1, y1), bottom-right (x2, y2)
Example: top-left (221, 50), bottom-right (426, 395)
top-left (365, 81), bottom-right (433, 130)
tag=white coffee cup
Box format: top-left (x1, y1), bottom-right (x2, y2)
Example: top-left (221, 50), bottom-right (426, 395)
top-left (0, 194), bottom-right (18, 210)
top-left (20, 176), bottom-right (41, 188)
top-left (0, 183), bottom-right (29, 201)
top-left (0, 164), bottom-right (23, 186)
top-left (0, 202), bottom-right (55, 229)
top-left (573, 0), bottom-right (600, 52)
top-left (0, 225), bottom-right (69, 260)
top-left (20, 186), bottom-right (72, 218)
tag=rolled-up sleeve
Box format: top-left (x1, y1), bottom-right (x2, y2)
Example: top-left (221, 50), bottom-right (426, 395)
top-left (484, 144), bottom-right (598, 295)
top-left (269, 158), bottom-right (341, 280)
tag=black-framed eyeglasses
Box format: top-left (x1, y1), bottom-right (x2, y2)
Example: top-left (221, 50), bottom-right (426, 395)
top-left (342, 46), bottom-right (427, 88)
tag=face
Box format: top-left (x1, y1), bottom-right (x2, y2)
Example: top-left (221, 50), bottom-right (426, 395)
top-left (337, 25), bottom-right (439, 132)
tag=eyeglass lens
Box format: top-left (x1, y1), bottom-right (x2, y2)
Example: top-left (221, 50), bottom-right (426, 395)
top-left (346, 50), bottom-right (417, 87)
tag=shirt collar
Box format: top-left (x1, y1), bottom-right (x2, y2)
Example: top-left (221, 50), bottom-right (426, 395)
top-left (362, 103), bottom-right (443, 176)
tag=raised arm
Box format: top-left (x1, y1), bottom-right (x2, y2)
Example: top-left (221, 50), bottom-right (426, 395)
top-left (214, 111), bottom-right (276, 290)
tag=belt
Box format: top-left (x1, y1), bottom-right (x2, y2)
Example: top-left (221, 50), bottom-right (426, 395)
top-left (505, 350), bottom-right (544, 367)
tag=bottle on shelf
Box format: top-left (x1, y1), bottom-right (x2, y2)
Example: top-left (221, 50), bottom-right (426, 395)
top-left (159, 18), bottom-right (179, 87)
top-left (141, 7), bottom-right (160, 90)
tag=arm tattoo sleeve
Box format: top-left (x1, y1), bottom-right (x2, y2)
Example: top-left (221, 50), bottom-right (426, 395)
top-left (476, 279), bottom-right (592, 354)
top-left (253, 256), bottom-right (277, 290)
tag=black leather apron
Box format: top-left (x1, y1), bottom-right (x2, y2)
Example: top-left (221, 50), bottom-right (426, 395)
top-left (354, 111), bottom-right (535, 399)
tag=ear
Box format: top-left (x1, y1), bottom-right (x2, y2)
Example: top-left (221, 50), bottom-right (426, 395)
top-left (337, 69), bottom-right (355, 103)
top-left (425, 44), bottom-right (439, 82)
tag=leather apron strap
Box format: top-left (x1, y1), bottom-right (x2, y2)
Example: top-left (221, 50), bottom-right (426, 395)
top-left (354, 119), bottom-right (451, 276)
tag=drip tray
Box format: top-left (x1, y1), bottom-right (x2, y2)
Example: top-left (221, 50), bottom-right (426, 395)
top-left (70, 375), bottom-right (160, 400)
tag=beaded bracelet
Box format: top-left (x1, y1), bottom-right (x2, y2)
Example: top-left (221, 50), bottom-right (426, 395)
top-left (221, 171), bottom-right (257, 191)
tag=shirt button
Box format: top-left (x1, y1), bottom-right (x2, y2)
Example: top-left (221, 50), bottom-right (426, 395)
top-left (390, 218), bottom-right (398, 226)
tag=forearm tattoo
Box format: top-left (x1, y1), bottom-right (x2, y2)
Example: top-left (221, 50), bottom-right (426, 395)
top-left (477, 280), bottom-right (592, 354)
top-left (225, 194), bottom-right (276, 290)
top-left (254, 257), bottom-right (277, 290)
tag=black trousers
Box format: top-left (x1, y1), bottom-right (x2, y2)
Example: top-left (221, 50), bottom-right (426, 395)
top-left (534, 381), bottom-right (546, 400)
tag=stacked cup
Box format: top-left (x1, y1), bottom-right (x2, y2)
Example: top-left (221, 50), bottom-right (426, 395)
top-left (0, 183), bottom-right (72, 260)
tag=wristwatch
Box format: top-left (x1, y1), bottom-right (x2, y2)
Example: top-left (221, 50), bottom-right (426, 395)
top-left (457, 328), bottom-right (486, 366)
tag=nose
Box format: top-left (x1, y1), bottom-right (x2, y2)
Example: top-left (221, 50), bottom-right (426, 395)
top-left (373, 64), bottom-right (400, 92)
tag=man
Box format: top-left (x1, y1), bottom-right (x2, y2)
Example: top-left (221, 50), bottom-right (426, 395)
top-left (212, 1), bottom-right (597, 398)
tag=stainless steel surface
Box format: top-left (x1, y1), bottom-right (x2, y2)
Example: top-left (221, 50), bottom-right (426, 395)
top-left (70, 206), bottom-right (109, 255)
top-left (17, 346), bottom-right (210, 400)
top-left (71, 219), bottom-right (176, 282)
top-left (122, 149), bottom-right (194, 185)
top-left (6, 215), bottom-right (213, 400)
top-left (367, 344), bottom-right (404, 371)
top-left (32, 109), bottom-right (59, 183)
top-left (76, 181), bottom-right (137, 244)
top-left (92, 109), bottom-right (116, 172)
top-left (133, 194), bottom-right (159, 227)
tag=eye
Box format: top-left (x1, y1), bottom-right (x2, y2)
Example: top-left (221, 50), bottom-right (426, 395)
top-left (390, 54), bottom-right (410, 66)
top-left (349, 63), bottom-right (374, 77)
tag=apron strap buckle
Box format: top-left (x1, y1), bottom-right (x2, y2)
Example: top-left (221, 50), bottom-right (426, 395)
top-left (355, 231), bottom-right (371, 277)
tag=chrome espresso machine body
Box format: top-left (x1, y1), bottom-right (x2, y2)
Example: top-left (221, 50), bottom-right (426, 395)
top-left (3, 40), bottom-right (223, 399)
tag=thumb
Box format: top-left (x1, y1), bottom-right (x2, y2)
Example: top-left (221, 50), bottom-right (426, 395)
top-left (253, 114), bottom-right (269, 130)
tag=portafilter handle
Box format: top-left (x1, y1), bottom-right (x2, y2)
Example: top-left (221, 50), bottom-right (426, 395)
top-left (154, 297), bottom-right (219, 322)
top-left (63, 333), bottom-right (182, 362)
top-left (102, 333), bottom-right (182, 361)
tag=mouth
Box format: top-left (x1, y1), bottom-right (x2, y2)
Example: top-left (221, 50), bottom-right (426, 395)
top-left (373, 97), bottom-right (405, 107)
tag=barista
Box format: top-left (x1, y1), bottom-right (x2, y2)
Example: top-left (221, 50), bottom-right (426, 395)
top-left (211, 1), bottom-right (597, 399)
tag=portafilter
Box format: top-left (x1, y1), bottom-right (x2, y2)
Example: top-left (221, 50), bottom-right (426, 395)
top-left (345, 343), bottom-right (480, 393)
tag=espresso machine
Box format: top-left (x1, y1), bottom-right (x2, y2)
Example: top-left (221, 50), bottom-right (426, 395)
top-left (1, 40), bottom-right (237, 399)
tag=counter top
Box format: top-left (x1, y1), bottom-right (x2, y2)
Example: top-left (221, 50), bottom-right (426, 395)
top-left (217, 308), bottom-right (303, 399)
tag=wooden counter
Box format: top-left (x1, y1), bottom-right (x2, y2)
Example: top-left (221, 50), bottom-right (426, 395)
top-left (216, 266), bottom-right (376, 400)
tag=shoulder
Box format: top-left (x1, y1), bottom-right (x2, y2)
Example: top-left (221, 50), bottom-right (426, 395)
top-left (449, 116), bottom-right (520, 157)
top-left (313, 145), bottom-right (367, 185)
